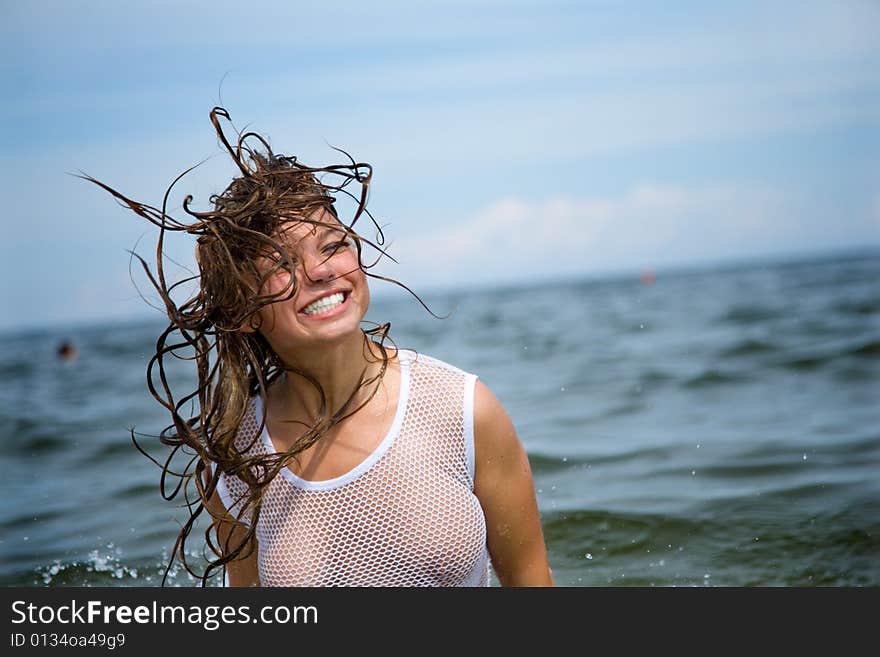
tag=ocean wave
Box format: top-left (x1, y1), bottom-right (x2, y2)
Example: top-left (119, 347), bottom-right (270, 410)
top-left (541, 501), bottom-right (880, 585)
top-left (851, 339), bottom-right (880, 358)
top-left (598, 400), bottom-right (648, 419)
top-left (717, 304), bottom-right (782, 325)
top-left (771, 338), bottom-right (880, 371)
top-left (117, 482), bottom-right (158, 500)
top-left (0, 509), bottom-right (64, 531)
top-left (681, 369), bottom-right (751, 388)
top-left (638, 369), bottom-right (676, 384)
top-left (833, 299), bottom-right (880, 316)
top-left (3, 419), bottom-right (68, 455)
top-left (529, 444), bottom-right (682, 474)
top-left (15, 544), bottom-right (225, 587)
top-left (719, 338), bottom-right (780, 358)
top-left (685, 459), bottom-right (805, 480)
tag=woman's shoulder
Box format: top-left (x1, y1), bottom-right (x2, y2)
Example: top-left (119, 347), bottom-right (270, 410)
top-left (399, 348), bottom-right (477, 379)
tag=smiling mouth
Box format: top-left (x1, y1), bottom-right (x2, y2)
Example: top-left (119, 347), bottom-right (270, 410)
top-left (301, 291), bottom-right (348, 316)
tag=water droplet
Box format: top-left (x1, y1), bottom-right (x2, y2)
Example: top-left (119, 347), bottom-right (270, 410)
top-left (704, 573), bottom-right (710, 579)
top-left (696, 443), bottom-right (701, 449)
top-left (639, 323), bottom-right (645, 329)
top-left (523, 345), bottom-right (528, 350)
top-left (802, 453), bottom-right (808, 460)
top-left (691, 470), bottom-right (696, 475)
top-left (562, 457), bottom-right (568, 463)
top-left (585, 553), bottom-right (593, 560)
top-left (560, 386), bottom-right (565, 392)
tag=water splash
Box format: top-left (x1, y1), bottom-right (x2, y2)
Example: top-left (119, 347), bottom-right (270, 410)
top-left (34, 543), bottom-right (225, 587)
top-left (38, 543), bottom-right (139, 585)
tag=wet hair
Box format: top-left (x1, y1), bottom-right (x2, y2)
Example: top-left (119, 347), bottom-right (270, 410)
top-left (81, 107), bottom-right (431, 585)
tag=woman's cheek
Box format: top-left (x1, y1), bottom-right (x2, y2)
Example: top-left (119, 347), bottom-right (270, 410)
top-left (263, 270), bottom-right (295, 297)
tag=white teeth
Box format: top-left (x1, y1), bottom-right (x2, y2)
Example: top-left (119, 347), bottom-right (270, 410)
top-left (303, 292), bottom-right (345, 315)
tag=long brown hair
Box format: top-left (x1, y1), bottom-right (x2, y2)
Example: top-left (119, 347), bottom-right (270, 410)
top-left (81, 107), bottom-right (432, 585)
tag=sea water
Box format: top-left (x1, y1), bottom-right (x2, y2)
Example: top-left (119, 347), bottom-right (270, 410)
top-left (2, 250), bottom-right (877, 586)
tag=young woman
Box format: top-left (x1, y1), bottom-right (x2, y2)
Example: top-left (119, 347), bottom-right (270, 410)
top-left (86, 108), bottom-right (553, 587)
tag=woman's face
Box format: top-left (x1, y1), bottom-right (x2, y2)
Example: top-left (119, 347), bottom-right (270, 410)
top-left (248, 208), bottom-right (370, 355)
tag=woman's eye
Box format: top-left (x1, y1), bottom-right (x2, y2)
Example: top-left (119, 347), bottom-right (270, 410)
top-left (323, 240), bottom-right (351, 253)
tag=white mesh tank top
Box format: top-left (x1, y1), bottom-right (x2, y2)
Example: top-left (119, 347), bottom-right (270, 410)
top-left (215, 349), bottom-right (491, 587)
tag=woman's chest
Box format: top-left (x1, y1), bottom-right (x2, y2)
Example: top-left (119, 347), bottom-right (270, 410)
top-left (256, 463), bottom-right (487, 586)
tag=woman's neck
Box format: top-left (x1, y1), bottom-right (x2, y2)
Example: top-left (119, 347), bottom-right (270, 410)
top-left (273, 333), bottom-right (388, 420)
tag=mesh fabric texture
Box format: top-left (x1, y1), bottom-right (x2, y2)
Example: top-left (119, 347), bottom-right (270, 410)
top-left (216, 349), bottom-right (491, 586)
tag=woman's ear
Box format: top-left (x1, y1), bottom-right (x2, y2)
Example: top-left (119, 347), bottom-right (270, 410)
top-left (237, 314), bottom-right (259, 334)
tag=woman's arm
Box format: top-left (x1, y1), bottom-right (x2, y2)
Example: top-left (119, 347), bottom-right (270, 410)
top-left (204, 487), bottom-right (261, 587)
top-left (473, 380), bottom-right (554, 586)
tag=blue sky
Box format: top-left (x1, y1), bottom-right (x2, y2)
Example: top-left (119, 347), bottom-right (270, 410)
top-left (2, 0), bottom-right (878, 331)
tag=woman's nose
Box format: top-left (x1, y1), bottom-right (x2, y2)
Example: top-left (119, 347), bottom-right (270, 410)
top-left (301, 252), bottom-right (336, 284)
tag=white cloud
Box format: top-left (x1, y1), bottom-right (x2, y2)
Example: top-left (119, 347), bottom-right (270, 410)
top-left (375, 183), bottom-right (813, 291)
